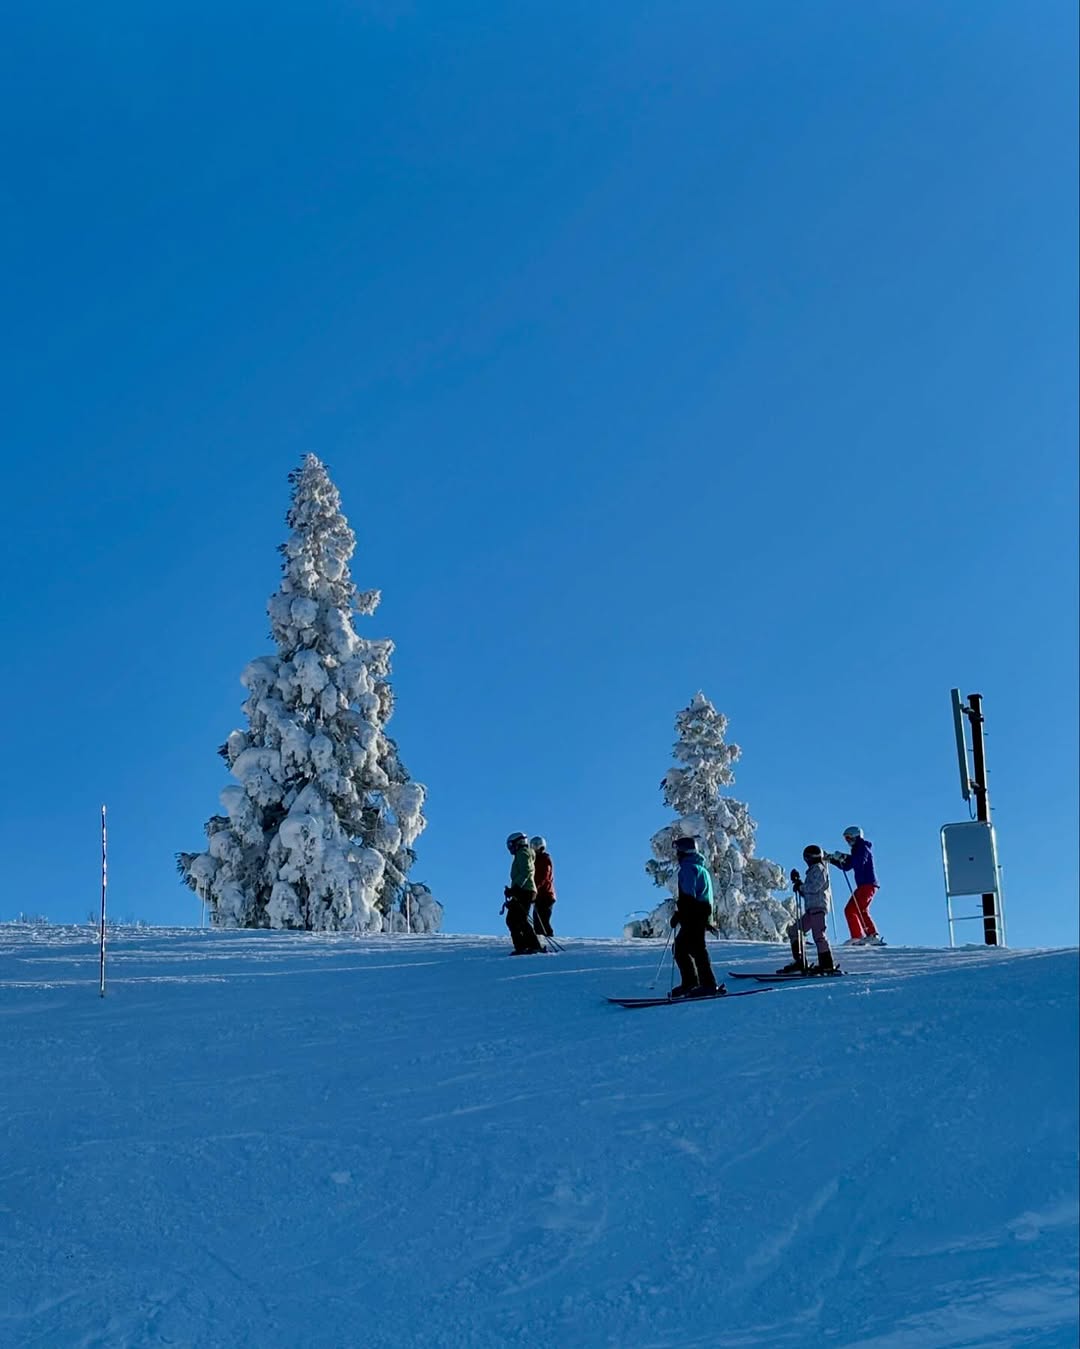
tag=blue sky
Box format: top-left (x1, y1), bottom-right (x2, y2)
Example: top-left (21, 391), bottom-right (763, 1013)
top-left (4, 1), bottom-right (1076, 947)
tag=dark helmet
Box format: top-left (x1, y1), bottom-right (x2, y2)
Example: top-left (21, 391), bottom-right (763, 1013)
top-left (803, 845), bottom-right (824, 864)
top-left (674, 837), bottom-right (698, 856)
top-left (506, 831), bottom-right (528, 852)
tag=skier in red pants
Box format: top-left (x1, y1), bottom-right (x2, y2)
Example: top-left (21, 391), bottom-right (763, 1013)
top-left (827, 826), bottom-right (882, 945)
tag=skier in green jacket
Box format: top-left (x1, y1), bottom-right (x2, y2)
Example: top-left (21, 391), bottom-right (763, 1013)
top-left (503, 832), bottom-right (543, 954)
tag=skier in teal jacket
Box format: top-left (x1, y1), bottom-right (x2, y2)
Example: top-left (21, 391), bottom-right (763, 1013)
top-left (670, 838), bottom-right (719, 997)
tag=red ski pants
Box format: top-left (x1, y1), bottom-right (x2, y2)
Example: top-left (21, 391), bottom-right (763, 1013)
top-left (844, 884), bottom-right (878, 939)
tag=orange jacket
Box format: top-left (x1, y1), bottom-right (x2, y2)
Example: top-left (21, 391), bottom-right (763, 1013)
top-left (534, 850), bottom-right (556, 902)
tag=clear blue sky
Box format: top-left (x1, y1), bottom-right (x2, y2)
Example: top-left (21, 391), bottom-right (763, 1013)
top-left (4, 2), bottom-right (1076, 947)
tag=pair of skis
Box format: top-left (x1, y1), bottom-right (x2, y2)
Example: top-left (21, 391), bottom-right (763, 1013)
top-left (606, 985), bottom-right (770, 1009)
top-left (728, 967), bottom-right (847, 985)
top-left (607, 966), bottom-right (853, 1008)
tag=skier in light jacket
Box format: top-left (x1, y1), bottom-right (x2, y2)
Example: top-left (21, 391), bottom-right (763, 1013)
top-left (503, 832), bottom-right (542, 954)
top-left (779, 846), bottom-right (835, 974)
top-left (670, 838), bottom-right (720, 998)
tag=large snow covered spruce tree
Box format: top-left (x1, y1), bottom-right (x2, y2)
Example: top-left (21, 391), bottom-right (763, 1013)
top-left (632, 692), bottom-right (792, 941)
top-left (178, 455), bottom-right (441, 933)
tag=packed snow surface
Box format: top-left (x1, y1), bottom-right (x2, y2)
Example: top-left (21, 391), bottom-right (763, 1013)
top-left (1, 928), bottom-right (1076, 1348)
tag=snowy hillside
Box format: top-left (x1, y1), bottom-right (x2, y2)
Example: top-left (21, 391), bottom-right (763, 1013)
top-left (1, 929), bottom-right (1076, 1348)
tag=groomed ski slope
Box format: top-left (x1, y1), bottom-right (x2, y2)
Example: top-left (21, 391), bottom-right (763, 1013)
top-left (0, 930), bottom-right (1076, 1349)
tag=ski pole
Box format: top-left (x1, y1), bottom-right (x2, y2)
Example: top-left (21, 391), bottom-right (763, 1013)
top-left (827, 880), bottom-right (841, 949)
top-left (650, 922), bottom-right (674, 988)
top-left (789, 868), bottom-right (805, 970)
top-left (837, 866), bottom-right (857, 943)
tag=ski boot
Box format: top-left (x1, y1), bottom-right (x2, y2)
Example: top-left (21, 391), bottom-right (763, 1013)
top-left (670, 984), bottom-right (692, 999)
top-left (815, 951), bottom-right (837, 974)
top-left (776, 959), bottom-right (806, 975)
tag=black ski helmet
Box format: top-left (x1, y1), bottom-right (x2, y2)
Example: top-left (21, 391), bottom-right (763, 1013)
top-left (674, 836), bottom-right (698, 855)
top-left (803, 845), bottom-right (824, 864)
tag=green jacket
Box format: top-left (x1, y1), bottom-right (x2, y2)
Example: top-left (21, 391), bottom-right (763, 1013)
top-left (510, 847), bottom-right (536, 899)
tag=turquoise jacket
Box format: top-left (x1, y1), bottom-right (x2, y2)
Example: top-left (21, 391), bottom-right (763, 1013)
top-left (676, 850), bottom-right (714, 922)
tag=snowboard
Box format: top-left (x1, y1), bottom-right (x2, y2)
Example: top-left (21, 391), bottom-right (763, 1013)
top-left (607, 988), bottom-right (771, 1008)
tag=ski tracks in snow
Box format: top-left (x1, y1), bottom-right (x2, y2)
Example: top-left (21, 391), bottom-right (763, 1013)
top-left (0, 929), bottom-right (1075, 1347)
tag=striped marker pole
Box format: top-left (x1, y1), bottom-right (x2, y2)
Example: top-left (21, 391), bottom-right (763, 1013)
top-left (99, 805), bottom-right (108, 998)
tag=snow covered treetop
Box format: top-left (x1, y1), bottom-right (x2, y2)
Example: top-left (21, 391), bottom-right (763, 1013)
top-left (178, 454), bottom-right (439, 934)
top-left (271, 455), bottom-right (381, 644)
top-left (637, 691), bottom-right (791, 942)
top-left (661, 691), bottom-right (741, 821)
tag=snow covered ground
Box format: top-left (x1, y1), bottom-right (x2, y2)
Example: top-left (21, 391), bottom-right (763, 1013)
top-left (1, 928), bottom-right (1076, 1348)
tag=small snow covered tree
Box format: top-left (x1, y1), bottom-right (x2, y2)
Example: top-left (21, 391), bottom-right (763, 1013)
top-left (178, 455), bottom-right (441, 933)
top-left (633, 692), bottom-right (792, 941)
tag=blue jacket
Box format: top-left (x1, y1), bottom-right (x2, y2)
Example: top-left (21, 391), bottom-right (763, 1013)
top-left (836, 838), bottom-right (877, 888)
top-left (676, 850), bottom-right (715, 922)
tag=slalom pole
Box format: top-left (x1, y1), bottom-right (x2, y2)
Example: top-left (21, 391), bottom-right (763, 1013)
top-left (99, 805), bottom-right (108, 998)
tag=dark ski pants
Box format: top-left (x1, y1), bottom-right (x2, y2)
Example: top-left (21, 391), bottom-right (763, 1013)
top-left (533, 898), bottom-right (555, 937)
top-left (673, 923), bottom-right (717, 991)
top-left (506, 898), bottom-right (542, 953)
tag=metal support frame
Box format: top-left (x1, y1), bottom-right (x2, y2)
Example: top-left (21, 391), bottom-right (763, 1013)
top-left (941, 820), bottom-right (1007, 949)
top-left (946, 690), bottom-right (1004, 946)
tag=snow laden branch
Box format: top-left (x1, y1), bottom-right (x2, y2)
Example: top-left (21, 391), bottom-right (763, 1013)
top-left (178, 455), bottom-right (441, 933)
top-left (631, 692), bottom-right (792, 941)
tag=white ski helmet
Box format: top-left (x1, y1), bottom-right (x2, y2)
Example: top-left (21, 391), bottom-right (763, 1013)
top-left (506, 831), bottom-right (528, 851)
top-left (842, 825), bottom-right (863, 841)
top-left (530, 836), bottom-right (547, 853)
